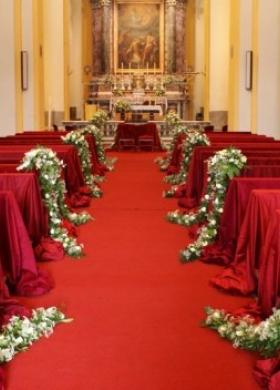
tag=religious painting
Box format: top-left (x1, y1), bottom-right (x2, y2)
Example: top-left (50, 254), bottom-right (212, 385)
top-left (114, 0), bottom-right (164, 73)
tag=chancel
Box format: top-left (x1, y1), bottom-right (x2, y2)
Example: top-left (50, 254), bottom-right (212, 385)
top-left (0, 1), bottom-right (280, 389)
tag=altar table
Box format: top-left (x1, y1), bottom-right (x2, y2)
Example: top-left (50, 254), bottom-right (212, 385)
top-left (112, 122), bottom-right (162, 151)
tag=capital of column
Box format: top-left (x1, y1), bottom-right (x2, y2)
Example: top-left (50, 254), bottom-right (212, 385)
top-left (165, 0), bottom-right (176, 7)
top-left (90, 0), bottom-right (111, 9)
top-left (99, 0), bottom-right (111, 7)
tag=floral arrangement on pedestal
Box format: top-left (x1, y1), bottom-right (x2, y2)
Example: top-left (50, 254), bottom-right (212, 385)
top-left (204, 306), bottom-right (280, 358)
top-left (167, 148), bottom-right (247, 262)
top-left (165, 110), bottom-right (181, 129)
top-left (114, 100), bottom-right (132, 115)
top-left (91, 110), bottom-right (108, 128)
top-left (164, 129), bottom-right (210, 191)
top-left (18, 147), bottom-right (91, 257)
top-left (0, 307), bottom-right (71, 363)
top-left (62, 131), bottom-right (102, 198)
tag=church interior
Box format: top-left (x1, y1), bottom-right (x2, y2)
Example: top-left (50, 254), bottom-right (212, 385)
top-left (0, 0), bottom-right (280, 389)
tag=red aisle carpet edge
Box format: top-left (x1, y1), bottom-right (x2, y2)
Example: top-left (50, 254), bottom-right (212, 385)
top-left (7, 152), bottom-right (258, 390)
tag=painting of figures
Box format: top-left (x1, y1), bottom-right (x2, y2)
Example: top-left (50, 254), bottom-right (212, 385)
top-left (114, 1), bottom-right (164, 72)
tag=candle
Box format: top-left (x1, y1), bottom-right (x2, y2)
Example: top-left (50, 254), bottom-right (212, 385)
top-left (153, 62), bottom-right (156, 75)
top-left (146, 62), bottom-right (148, 75)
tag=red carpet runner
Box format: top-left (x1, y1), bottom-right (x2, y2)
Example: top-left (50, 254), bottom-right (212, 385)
top-left (8, 153), bottom-right (258, 389)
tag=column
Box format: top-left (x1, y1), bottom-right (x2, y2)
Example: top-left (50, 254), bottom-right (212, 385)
top-left (100, 0), bottom-right (112, 74)
top-left (91, 0), bottom-right (103, 74)
top-left (165, 0), bottom-right (176, 73)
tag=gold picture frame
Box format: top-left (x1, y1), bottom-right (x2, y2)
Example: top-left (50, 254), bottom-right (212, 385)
top-left (114, 0), bottom-right (164, 73)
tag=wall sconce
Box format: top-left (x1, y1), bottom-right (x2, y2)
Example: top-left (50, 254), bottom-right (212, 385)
top-left (245, 50), bottom-right (253, 91)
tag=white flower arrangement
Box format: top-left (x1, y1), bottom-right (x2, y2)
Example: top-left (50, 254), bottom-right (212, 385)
top-left (91, 110), bottom-right (108, 128)
top-left (81, 125), bottom-right (116, 171)
top-left (165, 110), bottom-right (181, 128)
top-left (164, 129), bottom-right (210, 189)
top-left (204, 306), bottom-right (280, 358)
top-left (114, 100), bottom-right (131, 113)
top-left (166, 147), bottom-right (247, 262)
top-left (155, 125), bottom-right (188, 171)
top-left (0, 307), bottom-right (71, 363)
top-left (17, 147), bottom-right (91, 257)
top-left (62, 131), bottom-right (103, 198)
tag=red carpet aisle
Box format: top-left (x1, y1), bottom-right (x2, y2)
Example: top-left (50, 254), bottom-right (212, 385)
top-left (7, 153), bottom-right (258, 390)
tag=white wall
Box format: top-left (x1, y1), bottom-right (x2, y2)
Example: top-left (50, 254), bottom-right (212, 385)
top-left (22, 0), bottom-right (35, 129)
top-left (0, 0), bottom-right (16, 135)
top-left (43, 0), bottom-right (64, 114)
top-left (238, 0), bottom-right (252, 131)
top-left (256, 0), bottom-right (280, 139)
top-left (209, 0), bottom-right (230, 112)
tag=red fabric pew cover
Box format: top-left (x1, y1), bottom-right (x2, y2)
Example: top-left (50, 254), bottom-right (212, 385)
top-left (179, 144), bottom-right (280, 209)
top-left (0, 191), bottom-right (53, 296)
top-left (0, 145), bottom-right (86, 202)
top-left (0, 173), bottom-right (48, 245)
top-left (201, 178), bottom-right (280, 266)
top-left (211, 190), bottom-right (280, 296)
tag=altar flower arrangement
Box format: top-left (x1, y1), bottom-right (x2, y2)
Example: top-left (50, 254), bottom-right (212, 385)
top-left (167, 148), bottom-right (247, 262)
top-left (204, 306), bottom-right (280, 358)
top-left (164, 129), bottom-right (210, 187)
top-left (18, 147), bottom-right (91, 257)
top-left (91, 110), bottom-right (108, 128)
top-left (0, 307), bottom-right (71, 363)
top-left (165, 110), bottom-right (181, 128)
top-left (62, 131), bottom-right (102, 198)
top-left (114, 100), bottom-right (131, 113)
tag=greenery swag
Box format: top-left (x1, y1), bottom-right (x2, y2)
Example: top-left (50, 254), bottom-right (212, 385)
top-left (18, 147), bottom-right (91, 257)
top-left (81, 124), bottom-right (116, 171)
top-left (164, 129), bottom-right (210, 189)
top-left (0, 307), bottom-right (71, 363)
top-left (204, 306), bottom-right (280, 358)
top-left (62, 131), bottom-right (102, 198)
top-left (167, 148), bottom-right (247, 262)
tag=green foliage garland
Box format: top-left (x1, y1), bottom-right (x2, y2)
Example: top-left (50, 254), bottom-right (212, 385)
top-left (0, 307), bottom-right (71, 363)
top-left (167, 148), bottom-right (247, 262)
top-left (204, 306), bottom-right (280, 358)
top-left (18, 147), bottom-right (91, 257)
top-left (62, 131), bottom-right (102, 198)
top-left (164, 129), bottom-right (210, 188)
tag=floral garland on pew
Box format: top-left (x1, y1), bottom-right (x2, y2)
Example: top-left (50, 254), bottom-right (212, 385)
top-left (204, 306), bottom-right (280, 358)
top-left (82, 111), bottom-right (117, 171)
top-left (155, 111), bottom-right (182, 171)
top-left (62, 130), bottom-right (102, 198)
top-left (164, 130), bottom-right (210, 195)
top-left (167, 148), bottom-right (247, 262)
top-left (0, 307), bottom-right (71, 363)
top-left (18, 147), bottom-right (91, 257)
